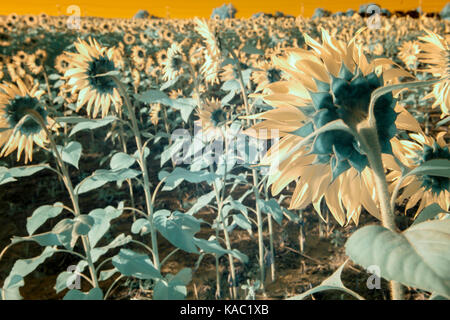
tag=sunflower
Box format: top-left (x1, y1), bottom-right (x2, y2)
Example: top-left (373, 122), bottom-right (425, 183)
top-left (195, 98), bottom-right (228, 142)
top-left (161, 43), bottom-right (185, 82)
top-left (0, 79), bottom-right (56, 163)
top-left (64, 37), bottom-right (122, 118)
top-left (139, 33), bottom-right (150, 45)
top-left (387, 132), bottom-right (449, 215)
top-left (195, 18), bottom-right (222, 84)
top-left (149, 103), bottom-right (161, 125)
top-left (130, 45), bottom-right (146, 66)
top-left (418, 30), bottom-right (449, 117)
top-left (398, 40), bottom-right (420, 70)
top-left (156, 49), bottom-right (168, 66)
top-left (54, 53), bottom-right (71, 74)
top-left (27, 50), bottom-right (47, 75)
top-left (24, 15), bottom-right (38, 27)
top-left (251, 58), bottom-right (284, 93)
top-left (123, 33), bottom-right (136, 46)
top-left (246, 29), bottom-right (416, 225)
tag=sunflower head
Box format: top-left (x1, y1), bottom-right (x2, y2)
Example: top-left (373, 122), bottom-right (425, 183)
top-left (3, 95), bottom-right (47, 135)
top-left (65, 37), bottom-right (122, 118)
top-left (417, 140), bottom-right (450, 196)
top-left (390, 132), bottom-right (450, 214)
top-left (162, 43), bottom-right (185, 81)
top-left (0, 79), bottom-right (55, 163)
top-left (195, 98), bottom-right (227, 141)
top-left (85, 55), bottom-right (116, 94)
top-left (269, 30), bottom-right (405, 179)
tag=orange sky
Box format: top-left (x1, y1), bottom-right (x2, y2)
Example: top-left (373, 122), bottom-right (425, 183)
top-left (0, 0), bottom-right (447, 19)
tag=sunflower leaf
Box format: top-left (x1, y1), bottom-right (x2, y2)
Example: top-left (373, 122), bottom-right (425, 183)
top-left (63, 288), bottom-right (103, 300)
top-left (69, 116), bottom-right (117, 137)
top-left (153, 210), bottom-right (198, 253)
top-left (153, 268), bottom-right (192, 300)
top-left (405, 159), bottom-right (450, 179)
top-left (112, 249), bottom-right (161, 280)
top-left (57, 142), bottom-right (82, 169)
top-left (27, 202), bottom-right (64, 235)
top-left (75, 168), bottom-right (140, 194)
top-left (136, 90), bottom-right (172, 106)
top-left (288, 260), bottom-right (364, 300)
top-left (413, 203), bottom-right (448, 226)
top-left (1, 246), bottom-right (56, 300)
top-left (110, 152), bottom-right (135, 170)
top-left (346, 219), bottom-right (450, 298)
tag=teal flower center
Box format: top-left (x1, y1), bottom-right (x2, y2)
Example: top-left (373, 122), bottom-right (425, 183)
top-left (267, 68), bottom-right (281, 83)
top-left (301, 65), bottom-right (397, 179)
top-left (419, 143), bottom-right (450, 195)
top-left (211, 109), bottom-right (226, 126)
top-left (87, 56), bottom-right (117, 94)
top-left (169, 55), bottom-right (183, 70)
top-left (5, 95), bottom-right (47, 135)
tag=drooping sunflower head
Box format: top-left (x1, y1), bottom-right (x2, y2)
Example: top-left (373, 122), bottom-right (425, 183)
top-left (162, 43), bottom-right (185, 81)
top-left (0, 79), bottom-right (55, 163)
top-left (419, 141), bottom-right (450, 196)
top-left (246, 29), bottom-right (417, 225)
top-left (389, 132), bottom-right (449, 214)
top-left (65, 37), bottom-right (122, 118)
top-left (418, 29), bottom-right (450, 117)
top-left (263, 28), bottom-right (413, 179)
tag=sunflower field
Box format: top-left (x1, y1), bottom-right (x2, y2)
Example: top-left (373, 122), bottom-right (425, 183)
top-left (0, 12), bottom-right (449, 301)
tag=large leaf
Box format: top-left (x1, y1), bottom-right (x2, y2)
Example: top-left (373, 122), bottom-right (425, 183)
top-left (87, 203), bottom-right (124, 247)
top-left (193, 237), bottom-right (229, 257)
top-left (413, 203), bottom-right (448, 226)
top-left (110, 152), bottom-right (136, 170)
top-left (160, 139), bottom-right (186, 167)
top-left (63, 288), bottom-right (103, 300)
top-left (186, 191), bottom-right (216, 215)
top-left (258, 199), bottom-right (284, 225)
top-left (90, 234), bottom-right (132, 263)
top-left (136, 90), bottom-right (172, 106)
top-left (171, 98), bottom-right (196, 123)
top-left (27, 202), bottom-right (64, 235)
top-left (75, 169), bottom-right (140, 194)
top-left (1, 247), bottom-right (56, 300)
top-left (57, 142), bottom-right (82, 169)
top-left (153, 268), bottom-right (192, 300)
top-left (112, 249), bottom-right (161, 280)
top-left (288, 260), bottom-right (364, 300)
top-left (405, 159), bottom-right (450, 179)
top-left (69, 116), bottom-right (117, 137)
top-left (0, 164), bottom-right (50, 185)
top-left (346, 219), bottom-right (450, 298)
top-left (153, 210), bottom-right (198, 253)
top-left (160, 168), bottom-right (219, 191)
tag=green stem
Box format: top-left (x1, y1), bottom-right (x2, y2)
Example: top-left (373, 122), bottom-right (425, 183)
top-left (358, 124), bottom-right (403, 300)
top-left (112, 77), bottom-right (160, 270)
top-left (27, 110), bottom-right (99, 289)
top-left (231, 48), bottom-right (266, 290)
top-left (211, 162), bottom-right (237, 299)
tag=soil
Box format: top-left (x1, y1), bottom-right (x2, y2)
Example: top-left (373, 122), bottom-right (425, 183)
top-left (0, 132), bottom-right (426, 300)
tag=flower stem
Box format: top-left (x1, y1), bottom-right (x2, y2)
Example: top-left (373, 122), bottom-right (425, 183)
top-left (27, 110), bottom-right (99, 289)
top-left (112, 77), bottom-right (160, 270)
top-left (358, 124), bottom-right (403, 300)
